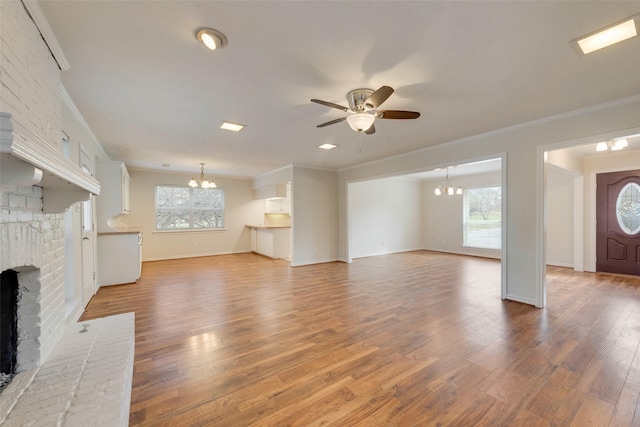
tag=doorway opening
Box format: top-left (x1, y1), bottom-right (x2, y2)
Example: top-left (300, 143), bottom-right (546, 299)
top-left (543, 132), bottom-right (640, 302)
top-left (346, 155), bottom-right (506, 298)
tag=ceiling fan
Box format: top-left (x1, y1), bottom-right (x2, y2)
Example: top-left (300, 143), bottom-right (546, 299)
top-left (311, 86), bottom-right (420, 135)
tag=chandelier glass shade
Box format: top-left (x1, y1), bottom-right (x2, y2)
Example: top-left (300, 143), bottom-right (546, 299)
top-left (346, 113), bottom-right (375, 132)
top-left (434, 167), bottom-right (462, 196)
top-left (595, 137), bottom-right (628, 152)
top-left (188, 163), bottom-right (216, 189)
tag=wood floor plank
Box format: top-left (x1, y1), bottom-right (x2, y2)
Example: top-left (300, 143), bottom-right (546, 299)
top-left (79, 251), bottom-right (640, 425)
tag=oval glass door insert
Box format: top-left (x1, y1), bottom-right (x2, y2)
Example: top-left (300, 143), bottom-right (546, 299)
top-left (616, 182), bottom-right (640, 235)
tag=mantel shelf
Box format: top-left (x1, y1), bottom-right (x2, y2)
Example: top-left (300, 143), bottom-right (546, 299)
top-left (0, 112), bottom-right (100, 213)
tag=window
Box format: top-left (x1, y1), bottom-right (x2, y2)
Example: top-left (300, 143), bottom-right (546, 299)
top-left (155, 185), bottom-right (224, 230)
top-left (463, 186), bottom-right (501, 249)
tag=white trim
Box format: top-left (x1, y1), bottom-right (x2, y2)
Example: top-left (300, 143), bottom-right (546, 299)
top-left (339, 94), bottom-right (640, 174)
top-left (142, 250), bottom-right (243, 262)
top-left (500, 153), bottom-right (508, 302)
top-left (22, 0), bottom-right (70, 71)
top-left (290, 258), bottom-right (339, 267)
top-left (505, 294), bottom-right (537, 306)
top-left (573, 175), bottom-right (584, 272)
top-left (0, 113), bottom-right (101, 213)
top-left (422, 247), bottom-right (501, 260)
top-left (536, 145), bottom-right (546, 308)
top-left (60, 85), bottom-right (109, 160)
top-left (546, 261), bottom-right (574, 268)
top-left (252, 164), bottom-right (293, 180)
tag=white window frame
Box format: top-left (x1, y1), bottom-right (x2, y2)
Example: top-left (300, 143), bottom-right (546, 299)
top-left (155, 185), bottom-right (225, 231)
top-left (463, 186), bottom-right (502, 250)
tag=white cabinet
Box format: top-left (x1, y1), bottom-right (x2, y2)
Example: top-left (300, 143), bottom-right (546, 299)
top-left (247, 226), bottom-right (290, 260)
top-left (265, 183), bottom-right (291, 213)
top-left (250, 228), bottom-right (257, 252)
top-left (121, 169), bottom-right (130, 214)
top-left (256, 229), bottom-right (275, 257)
top-left (97, 160), bottom-right (131, 232)
top-left (98, 232), bottom-right (142, 286)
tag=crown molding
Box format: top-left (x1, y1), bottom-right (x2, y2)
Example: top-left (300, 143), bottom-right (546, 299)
top-left (60, 84), bottom-right (109, 159)
top-left (22, 0), bottom-right (70, 71)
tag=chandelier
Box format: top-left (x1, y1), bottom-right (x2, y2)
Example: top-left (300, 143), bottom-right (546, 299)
top-left (188, 163), bottom-right (216, 189)
top-left (434, 167), bottom-right (462, 196)
top-left (595, 137), bottom-right (628, 152)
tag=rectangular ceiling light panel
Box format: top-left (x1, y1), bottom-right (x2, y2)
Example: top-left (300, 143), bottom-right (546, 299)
top-left (572, 14), bottom-right (639, 55)
top-left (220, 121), bottom-right (245, 132)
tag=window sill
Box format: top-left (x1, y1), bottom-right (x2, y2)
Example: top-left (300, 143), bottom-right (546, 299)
top-left (461, 245), bottom-right (501, 251)
top-left (153, 228), bottom-right (227, 235)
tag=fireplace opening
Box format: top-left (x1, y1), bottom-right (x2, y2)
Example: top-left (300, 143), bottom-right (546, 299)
top-left (0, 269), bottom-right (18, 391)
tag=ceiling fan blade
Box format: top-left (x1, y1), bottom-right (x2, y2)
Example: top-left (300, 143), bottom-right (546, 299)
top-left (364, 123), bottom-right (376, 135)
top-left (317, 117), bottom-right (347, 128)
top-left (311, 99), bottom-right (350, 112)
top-left (364, 86), bottom-right (394, 109)
top-left (377, 110), bottom-right (420, 120)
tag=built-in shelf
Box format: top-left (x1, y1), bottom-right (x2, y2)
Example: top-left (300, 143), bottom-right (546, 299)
top-left (0, 112), bottom-right (100, 213)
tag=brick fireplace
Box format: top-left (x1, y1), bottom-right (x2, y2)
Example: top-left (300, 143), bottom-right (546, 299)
top-left (0, 187), bottom-right (68, 374)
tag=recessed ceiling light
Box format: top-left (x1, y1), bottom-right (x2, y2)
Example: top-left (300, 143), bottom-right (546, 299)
top-left (571, 14), bottom-right (639, 55)
top-left (195, 27), bottom-right (228, 51)
top-left (318, 143), bottom-right (338, 150)
top-left (220, 121), bottom-right (245, 132)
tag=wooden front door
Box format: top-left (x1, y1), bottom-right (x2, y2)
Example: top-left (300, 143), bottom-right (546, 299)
top-left (596, 170), bottom-right (640, 276)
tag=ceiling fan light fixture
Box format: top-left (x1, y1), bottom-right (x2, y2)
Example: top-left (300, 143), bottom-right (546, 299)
top-left (195, 27), bottom-right (228, 51)
top-left (346, 113), bottom-right (375, 132)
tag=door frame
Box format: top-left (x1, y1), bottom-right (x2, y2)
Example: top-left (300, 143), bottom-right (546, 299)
top-left (79, 146), bottom-right (97, 307)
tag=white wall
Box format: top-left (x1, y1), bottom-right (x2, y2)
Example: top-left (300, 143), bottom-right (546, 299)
top-left (60, 92), bottom-right (110, 320)
top-left (545, 165), bottom-right (574, 267)
top-left (291, 166), bottom-right (338, 266)
top-left (339, 97), bottom-right (640, 307)
top-left (122, 169), bottom-right (264, 261)
top-left (252, 165), bottom-right (293, 189)
top-left (423, 171), bottom-right (502, 259)
top-left (1, 0), bottom-right (67, 363)
top-left (349, 177), bottom-right (422, 259)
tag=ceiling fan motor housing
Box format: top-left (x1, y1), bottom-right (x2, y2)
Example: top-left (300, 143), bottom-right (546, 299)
top-left (347, 88), bottom-right (375, 111)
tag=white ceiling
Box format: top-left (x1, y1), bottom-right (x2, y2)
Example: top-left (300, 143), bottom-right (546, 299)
top-left (38, 1), bottom-right (640, 179)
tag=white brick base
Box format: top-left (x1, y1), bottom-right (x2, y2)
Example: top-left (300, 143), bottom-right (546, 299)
top-left (0, 313), bottom-right (135, 426)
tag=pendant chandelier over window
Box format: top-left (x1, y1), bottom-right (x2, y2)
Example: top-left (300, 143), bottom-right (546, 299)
top-left (434, 167), bottom-right (462, 196)
top-left (188, 163), bottom-right (216, 189)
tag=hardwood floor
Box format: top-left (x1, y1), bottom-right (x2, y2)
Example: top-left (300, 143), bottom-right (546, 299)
top-left (80, 251), bottom-right (640, 426)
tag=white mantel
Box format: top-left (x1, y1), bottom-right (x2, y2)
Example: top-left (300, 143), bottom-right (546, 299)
top-left (0, 112), bottom-right (100, 213)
